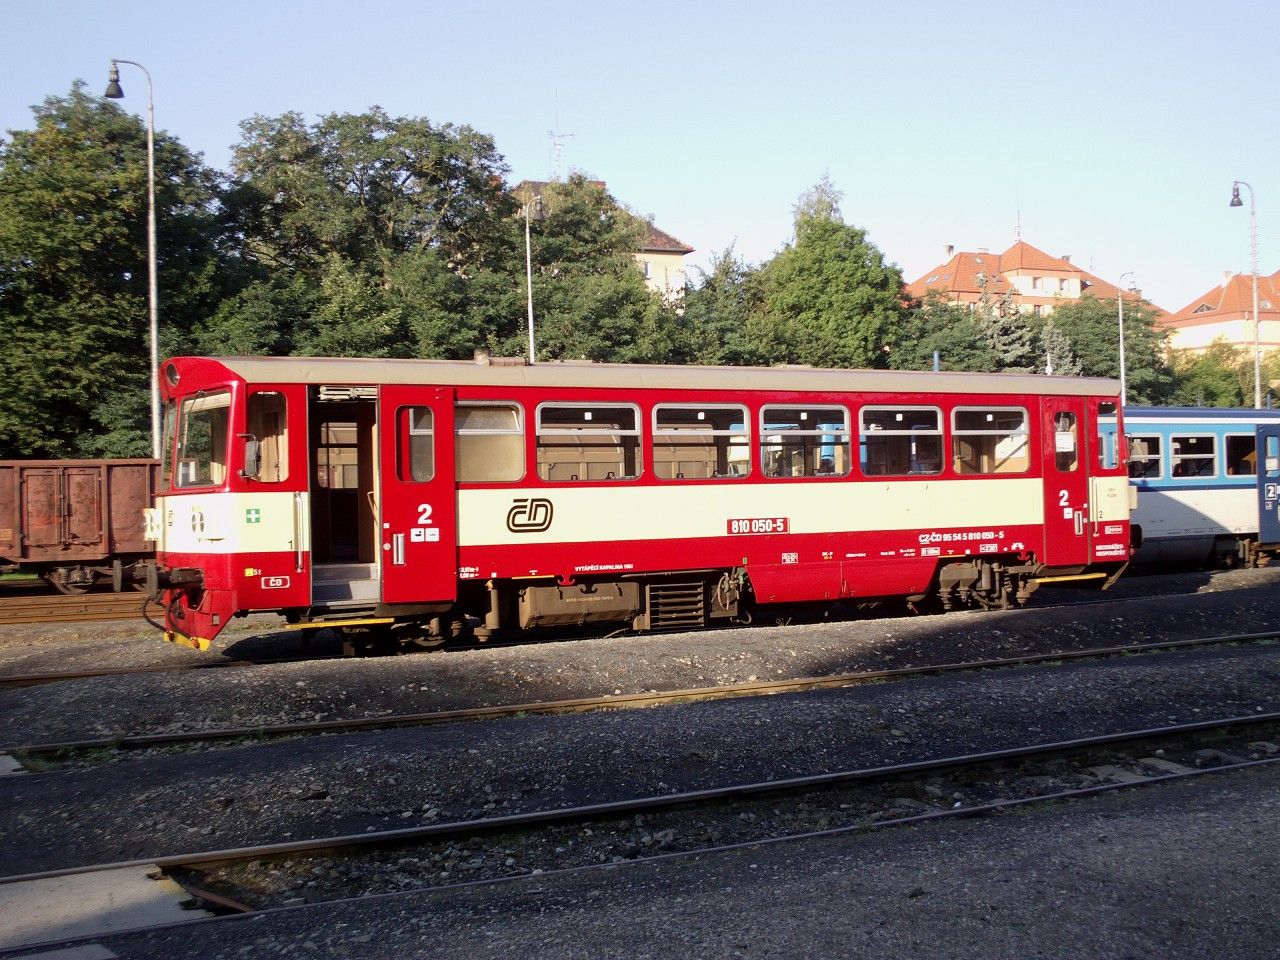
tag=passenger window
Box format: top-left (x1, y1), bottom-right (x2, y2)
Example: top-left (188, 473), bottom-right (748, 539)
top-left (397, 407), bottom-right (434, 482)
top-left (1096, 403), bottom-right (1119, 470)
top-left (247, 392), bottom-right (288, 482)
top-left (760, 406), bottom-right (851, 478)
top-left (536, 404), bottom-right (639, 482)
top-left (1170, 436), bottom-right (1215, 478)
top-left (1268, 436), bottom-right (1280, 478)
top-left (860, 407), bottom-right (942, 476)
top-left (176, 390), bottom-right (231, 487)
top-left (1226, 435), bottom-right (1257, 476)
top-left (952, 408), bottom-right (1029, 475)
top-left (1053, 412), bottom-right (1078, 472)
top-left (456, 403), bottom-right (524, 482)
top-left (653, 405), bottom-right (750, 480)
top-left (316, 421), bottom-right (359, 489)
top-left (1127, 435), bottom-right (1162, 479)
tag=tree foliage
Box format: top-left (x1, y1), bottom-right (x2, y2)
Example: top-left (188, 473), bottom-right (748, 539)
top-left (755, 183), bottom-right (905, 369)
top-left (1047, 296), bottom-right (1172, 404)
top-left (889, 293), bottom-right (996, 372)
top-left (0, 82), bottom-right (223, 457)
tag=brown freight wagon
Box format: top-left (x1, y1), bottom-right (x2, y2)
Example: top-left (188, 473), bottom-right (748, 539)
top-left (0, 459), bottom-right (158, 593)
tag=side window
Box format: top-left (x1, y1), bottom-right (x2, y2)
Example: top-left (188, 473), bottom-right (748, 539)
top-left (860, 407), bottom-right (942, 477)
top-left (537, 404), bottom-right (640, 482)
top-left (1268, 435), bottom-right (1280, 478)
top-left (1171, 435), bottom-right (1216, 478)
top-left (760, 405), bottom-right (851, 479)
top-left (653, 405), bottom-right (750, 480)
top-left (176, 390), bottom-right (231, 487)
top-left (316, 420), bottom-right (358, 489)
top-left (160, 401), bottom-right (175, 493)
top-left (1225, 435), bottom-right (1257, 476)
top-left (397, 407), bottom-right (434, 482)
top-left (1127, 435), bottom-right (1162, 479)
top-left (1053, 411), bottom-right (1078, 472)
top-left (952, 407), bottom-right (1029, 475)
top-left (1097, 401), bottom-right (1119, 469)
top-left (456, 403), bottom-right (524, 482)
top-left (247, 392), bottom-right (288, 482)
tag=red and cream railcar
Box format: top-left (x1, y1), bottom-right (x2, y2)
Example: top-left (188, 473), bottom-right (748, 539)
top-left (145, 356), bottom-right (1131, 650)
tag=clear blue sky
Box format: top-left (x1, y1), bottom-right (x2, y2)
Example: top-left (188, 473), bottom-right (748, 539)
top-left (6, 0), bottom-right (1278, 313)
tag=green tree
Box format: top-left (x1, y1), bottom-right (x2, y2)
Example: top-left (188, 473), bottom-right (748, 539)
top-left (757, 182), bottom-right (905, 368)
top-left (1169, 340), bottom-right (1248, 407)
top-left (0, 82), bottom-right (224, 457)
top-left (1040, 319), bottom-right (1082, 376)
top-left (1048, 296), bottom-right (1172, 403)
top-left (680, 245), bottom-right (766, 365)
top-left (220, 107), bottom-right (519, 359)
top-left (514, 175), bottom-right (678, 362)
top-left (972, 277), bottom-right (1038, 373)
top-left (890, 293), bottom-right (997, 372)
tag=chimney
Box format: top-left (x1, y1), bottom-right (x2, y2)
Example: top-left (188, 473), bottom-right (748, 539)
top-left (944, 244), bottom-right (955, 259)
top-left (1061, 254), bottom-right (1071, 263)
top-left (1223, 270), bottom-right (1233, 287)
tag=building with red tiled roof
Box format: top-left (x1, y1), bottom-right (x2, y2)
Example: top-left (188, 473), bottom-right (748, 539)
top-left (1159, 270), bottom-right (1280, 354)
top-left (906, 240), bottom-right (1157, 317)
top-left (512, 179), bottom-right (693, 302)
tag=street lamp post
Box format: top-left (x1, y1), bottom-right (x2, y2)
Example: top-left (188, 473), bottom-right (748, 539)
top-left (105, 59), bottom-right (161, 458)
top-left (1117, 271), bottom-right (1134, 405)
top-left (523, 196), bottom-right (543, 364)
top-left (1230, 181), bottom-right (1262, 409)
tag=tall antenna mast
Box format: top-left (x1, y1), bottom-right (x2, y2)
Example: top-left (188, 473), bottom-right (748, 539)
top-left (548, 95), bottom-right (573, 181)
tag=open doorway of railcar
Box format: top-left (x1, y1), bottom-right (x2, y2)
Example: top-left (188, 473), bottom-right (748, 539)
top-left (308, 386), bottom-right (380, 605)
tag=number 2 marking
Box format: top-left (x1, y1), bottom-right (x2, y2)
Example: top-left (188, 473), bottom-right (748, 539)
top-left (417, 503), bottom-right (433, 525)
top-left (1058, 489), bottom-right (1070, 508)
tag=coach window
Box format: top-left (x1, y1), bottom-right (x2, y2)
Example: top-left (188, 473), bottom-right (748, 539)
top-left (1127, 436), bottom-right (1162, 479)
top-left (1226, 435), bottom-right (1257, 476)
top-left (396, 407), bottom-right (434, 482)
top-left (456, 403), bottom-right (524, 482)
top-left (537, 404), bottom-right (640, 482)
top-left (860, 407), bottom-right (942, 476)
top-left (759, 406), bottom-right (850, 479)
top-left (1096, 401), bottom-right (1119, 469)
top-left (1053, 412), bottom-right (1078, 472)
top-left (653, 405), bottom-right (750, 480)
top-left (246, 392), bottom-right (288, 482)
top-left (952, 407), bottom-right (1029, 475)
top-left (1171, 435), bottom-right (1216, 478)
top-left (176, 390), bottom-right (230, 487)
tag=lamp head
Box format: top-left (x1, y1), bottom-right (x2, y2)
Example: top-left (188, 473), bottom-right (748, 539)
top-left (104, 63), bottom-right (124, 99)
top-left (1230, 184), bottom-right (1243, 208)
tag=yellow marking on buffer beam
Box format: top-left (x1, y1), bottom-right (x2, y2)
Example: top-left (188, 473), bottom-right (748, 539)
top-left (1033, 573), bottom-right (1108, 584)
top-left (287, 617), bottom-right (396, 631)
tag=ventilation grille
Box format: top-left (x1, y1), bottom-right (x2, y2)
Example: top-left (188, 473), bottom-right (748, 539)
top-left (646, 581), bottom-right (705, 630)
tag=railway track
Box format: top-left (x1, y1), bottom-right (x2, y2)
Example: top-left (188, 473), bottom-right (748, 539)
top-left (7, 630), bottom-right (1275, 759)
top-left (5, 711), bottom-right (1278, 956)
top-left (0, 591), bottom-right (145, 625)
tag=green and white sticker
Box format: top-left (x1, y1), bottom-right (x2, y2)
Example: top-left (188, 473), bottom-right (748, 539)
top-left (246, 508), bottom-right (262, 524)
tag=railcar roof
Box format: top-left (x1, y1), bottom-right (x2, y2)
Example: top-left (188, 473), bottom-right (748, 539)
top-left (184, 356), bottom-right (1118, 398)
top-left (1120, 406), bottom-right (1280, 421)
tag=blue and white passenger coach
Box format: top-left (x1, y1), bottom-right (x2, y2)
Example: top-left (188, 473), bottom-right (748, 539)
top-left (1101, 407), bottom-right (1280, 566)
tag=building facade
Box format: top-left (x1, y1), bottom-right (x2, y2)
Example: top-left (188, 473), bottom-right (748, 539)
top-left (1159, 270), bottom-right (1280, 354)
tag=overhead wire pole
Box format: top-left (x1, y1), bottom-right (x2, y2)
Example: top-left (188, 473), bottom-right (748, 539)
top-left (1230, 181), bottom-right (1262, 409)
top-left (1118, 272), bottom-right (1135, 406)
top-left (105, 59), bottom-right (161, 458)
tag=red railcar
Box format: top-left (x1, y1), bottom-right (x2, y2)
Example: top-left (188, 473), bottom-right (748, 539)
top-left (146, 356), bottom-right (1132, 650)
top-left (0, 459), bottom-right (159, 593)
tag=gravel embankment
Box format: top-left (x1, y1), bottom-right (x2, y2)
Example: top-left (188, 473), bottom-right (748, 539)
top-left (2, 643), bottom-right (1278, 877)
top-left (4, 569), bottom-right (1280, 745)
top-left (81, 760), bottom-right (1280, 960)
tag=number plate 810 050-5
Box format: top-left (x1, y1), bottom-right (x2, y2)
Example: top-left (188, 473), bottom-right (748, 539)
top-left (727, 517), bottom-right (789, 535)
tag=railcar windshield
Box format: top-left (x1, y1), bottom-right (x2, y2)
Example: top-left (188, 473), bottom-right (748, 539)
top-left (176, 390), bottom-right (231, 487)
top-left (160, 401), bottom-right (176, 493)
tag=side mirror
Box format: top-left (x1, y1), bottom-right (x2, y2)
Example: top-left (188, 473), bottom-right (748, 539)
top-left (240, 435), bottom-right (260, 479)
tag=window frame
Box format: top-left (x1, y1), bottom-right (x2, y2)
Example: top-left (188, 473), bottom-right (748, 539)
top-left (950, 405), bottom-right (1031, 476)
top-left (651, 402), bottom-right (751, 481)
top-left (455, 400), bottom-right (526, 484)
top-left (758, 403), bottom-right (853, 480)
top-left (1224, 432), bottom-right (1258, 478)
top-left (535, 401), bottom-right (643, 483)
top-left (175, 389), bottom-right (232, 489)
top-left (1169, 433), bottom-right (1218, 479)
top-left (859, 404), bottom-right (944, 478)
top-left (397, 406), bottom-right (435, 483)
top-left (1126, 433), bottom-right (1163, 480)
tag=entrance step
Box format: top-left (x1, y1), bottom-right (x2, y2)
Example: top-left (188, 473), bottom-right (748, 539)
top-left (313, 562), bottom-right (380, 604)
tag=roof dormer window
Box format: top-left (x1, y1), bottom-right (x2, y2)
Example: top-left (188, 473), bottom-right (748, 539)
top-left (1193, 304), bottom-right (1214, 314)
